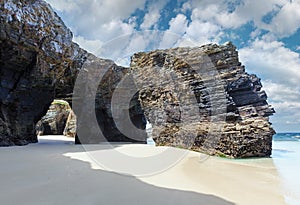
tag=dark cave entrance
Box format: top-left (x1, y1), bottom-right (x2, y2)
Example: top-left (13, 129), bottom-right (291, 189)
top-left (34, 94), bottom-right (150, 145)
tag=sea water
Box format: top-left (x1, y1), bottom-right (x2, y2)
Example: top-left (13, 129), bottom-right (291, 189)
top-left (272, 133), bottom-right (300, 205)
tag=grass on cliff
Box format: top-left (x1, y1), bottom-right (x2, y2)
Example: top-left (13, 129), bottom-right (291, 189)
top-left (52, 99), bottom-right (69, 106)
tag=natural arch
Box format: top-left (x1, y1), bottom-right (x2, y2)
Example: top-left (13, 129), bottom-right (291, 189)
top-left (0, 0), bottom-right (275, 158)
top-left (36, 99), bottom-right (74, 137)
top-left (0, 0), bottom-right (147, 146)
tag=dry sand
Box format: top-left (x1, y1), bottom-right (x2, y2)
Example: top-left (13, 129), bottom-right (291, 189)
top-left (0, 135), bottom-right (288, 205)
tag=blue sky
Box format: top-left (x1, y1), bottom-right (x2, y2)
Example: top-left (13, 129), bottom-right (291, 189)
top-left (46, 0), bottom-right (300, 132)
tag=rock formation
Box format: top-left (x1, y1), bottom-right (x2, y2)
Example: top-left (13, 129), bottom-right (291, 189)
top-left (63, 110), bottom-right (76, 138)
top-left (0, 0), bottom-right (275, 158)
top-left (130, 44), bottom-right (275, 158)
top-left (36, 100), bottom-right (71, 136)
top-left (0, 0), bottom-right (146, 146)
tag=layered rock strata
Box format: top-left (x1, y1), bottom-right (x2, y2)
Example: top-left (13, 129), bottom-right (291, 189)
top-left (0, 0), bottom-right (275, 158)
top-left (130, 43), bottom-right (275, 158)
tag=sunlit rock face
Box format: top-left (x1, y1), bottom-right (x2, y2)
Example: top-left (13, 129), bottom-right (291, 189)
top-left (36, 100), bottom-right (71, 136)
top-left (63, 110), bottom-right (76, 138)
top-left (130, 43), bottom-right (275, 158)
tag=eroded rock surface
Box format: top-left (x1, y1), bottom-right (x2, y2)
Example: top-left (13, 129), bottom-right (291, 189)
top-left (0, 0), bottom-right (275, 158)
top-left (130, 43), bottom-right (275, 158)
top-left (0, 0), bottom-right (146, 145)
top-left (0, 0), bottom-right (85, 145)
top-left (63, 110), bottom-right (76, 138)
top-left (36, 100), bottom-right (71, 136)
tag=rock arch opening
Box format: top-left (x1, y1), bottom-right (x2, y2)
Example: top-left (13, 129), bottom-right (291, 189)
top-left (36, 99), bottom-right (76, 140)
top-left (0, 0), bottom-right (276, 158)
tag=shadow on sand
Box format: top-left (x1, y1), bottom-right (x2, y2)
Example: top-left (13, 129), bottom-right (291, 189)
top-left (0, 137), bottom-right (234, 205)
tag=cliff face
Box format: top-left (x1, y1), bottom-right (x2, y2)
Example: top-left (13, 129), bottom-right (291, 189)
top-left (0, 0), bottom-right (83, 145)
top-left (0, 0), bottom-right (275, 157)
top-left (0, 0), bottom-right (146, 145)
top-left (130, 44), bottom-right (275, 158)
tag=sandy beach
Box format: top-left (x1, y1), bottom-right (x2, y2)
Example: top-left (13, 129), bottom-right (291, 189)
top-left (0, 135), bottom-right (290, 205)
top-left (1, 1), bottom-right (300, 205)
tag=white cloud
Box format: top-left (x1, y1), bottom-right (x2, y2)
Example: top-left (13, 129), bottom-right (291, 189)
top-left (168, 14), bottom-right (188, 35)
top-left (187, 0), bottom-right (283, 29)
top-left (185, 21), bottom-right (221, 45)
top-left (267, 0), bottom-right (300, 38)
top-left (46, 0), bottom-right (146, 22)
top-left (124, 33), bottom-right (149, 54)
top-left (46, 0), bottom-right (81, 12)
top-left (181, 1), bottom-right (192, 13)
top-left (140, 11), bottom-right (160, 30)
top-left (250, 29), bottom-right (262, 39)
top-left (95, 31), bottom-right (170, 66)
top-left (229, 0), bottom-right (300, 38)
top-left (263, 81), bottom-right (300, 103)
top-left (46, 0), bottom-right (146, 40)
top-left (272, 101), bottom-right (300, 115)
top-left (263, 80), bottom-right (300, 129)
top-left (73, 36), bottom-right (103, 54)
top-left (233, 0), bottom-right (284, 27)
top-left (239, 38), bottom-right (300, 86)
top-left (71, 19), bottom-right (136, 55)
top-left (100, 20), bottom-right (135, 41)
top-left (190, 4), bottom-right (245, 29)
top-left (183, 3), bottom-right (224, 44)
top-left (157, 14), bottom-right (190, 49)
top-left (140, 0), bottom-right (169, 30)
top-left (185, 0), bottom-right (300, 39)
top-left (46, 0), bottom-right (300, 52)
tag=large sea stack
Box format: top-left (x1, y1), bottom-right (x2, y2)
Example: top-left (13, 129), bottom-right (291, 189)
top-left (130, 45), bottom-right (275, 157)
top-left (0, 0), bottom-right (275, 158)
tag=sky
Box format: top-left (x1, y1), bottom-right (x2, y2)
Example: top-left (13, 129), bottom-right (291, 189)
top-left (45, 0), bottom-right (300, 132)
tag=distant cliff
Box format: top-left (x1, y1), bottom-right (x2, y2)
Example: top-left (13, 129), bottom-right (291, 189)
top-left (0, 0), bottom-right (275, 158)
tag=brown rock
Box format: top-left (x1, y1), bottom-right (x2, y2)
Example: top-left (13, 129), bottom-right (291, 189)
top-left (36, 100), bottom-right (71, 136)
top-left (63, 110), bottom-right (76, 138)
top-left (130, 44), bottom-right (275, 158)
